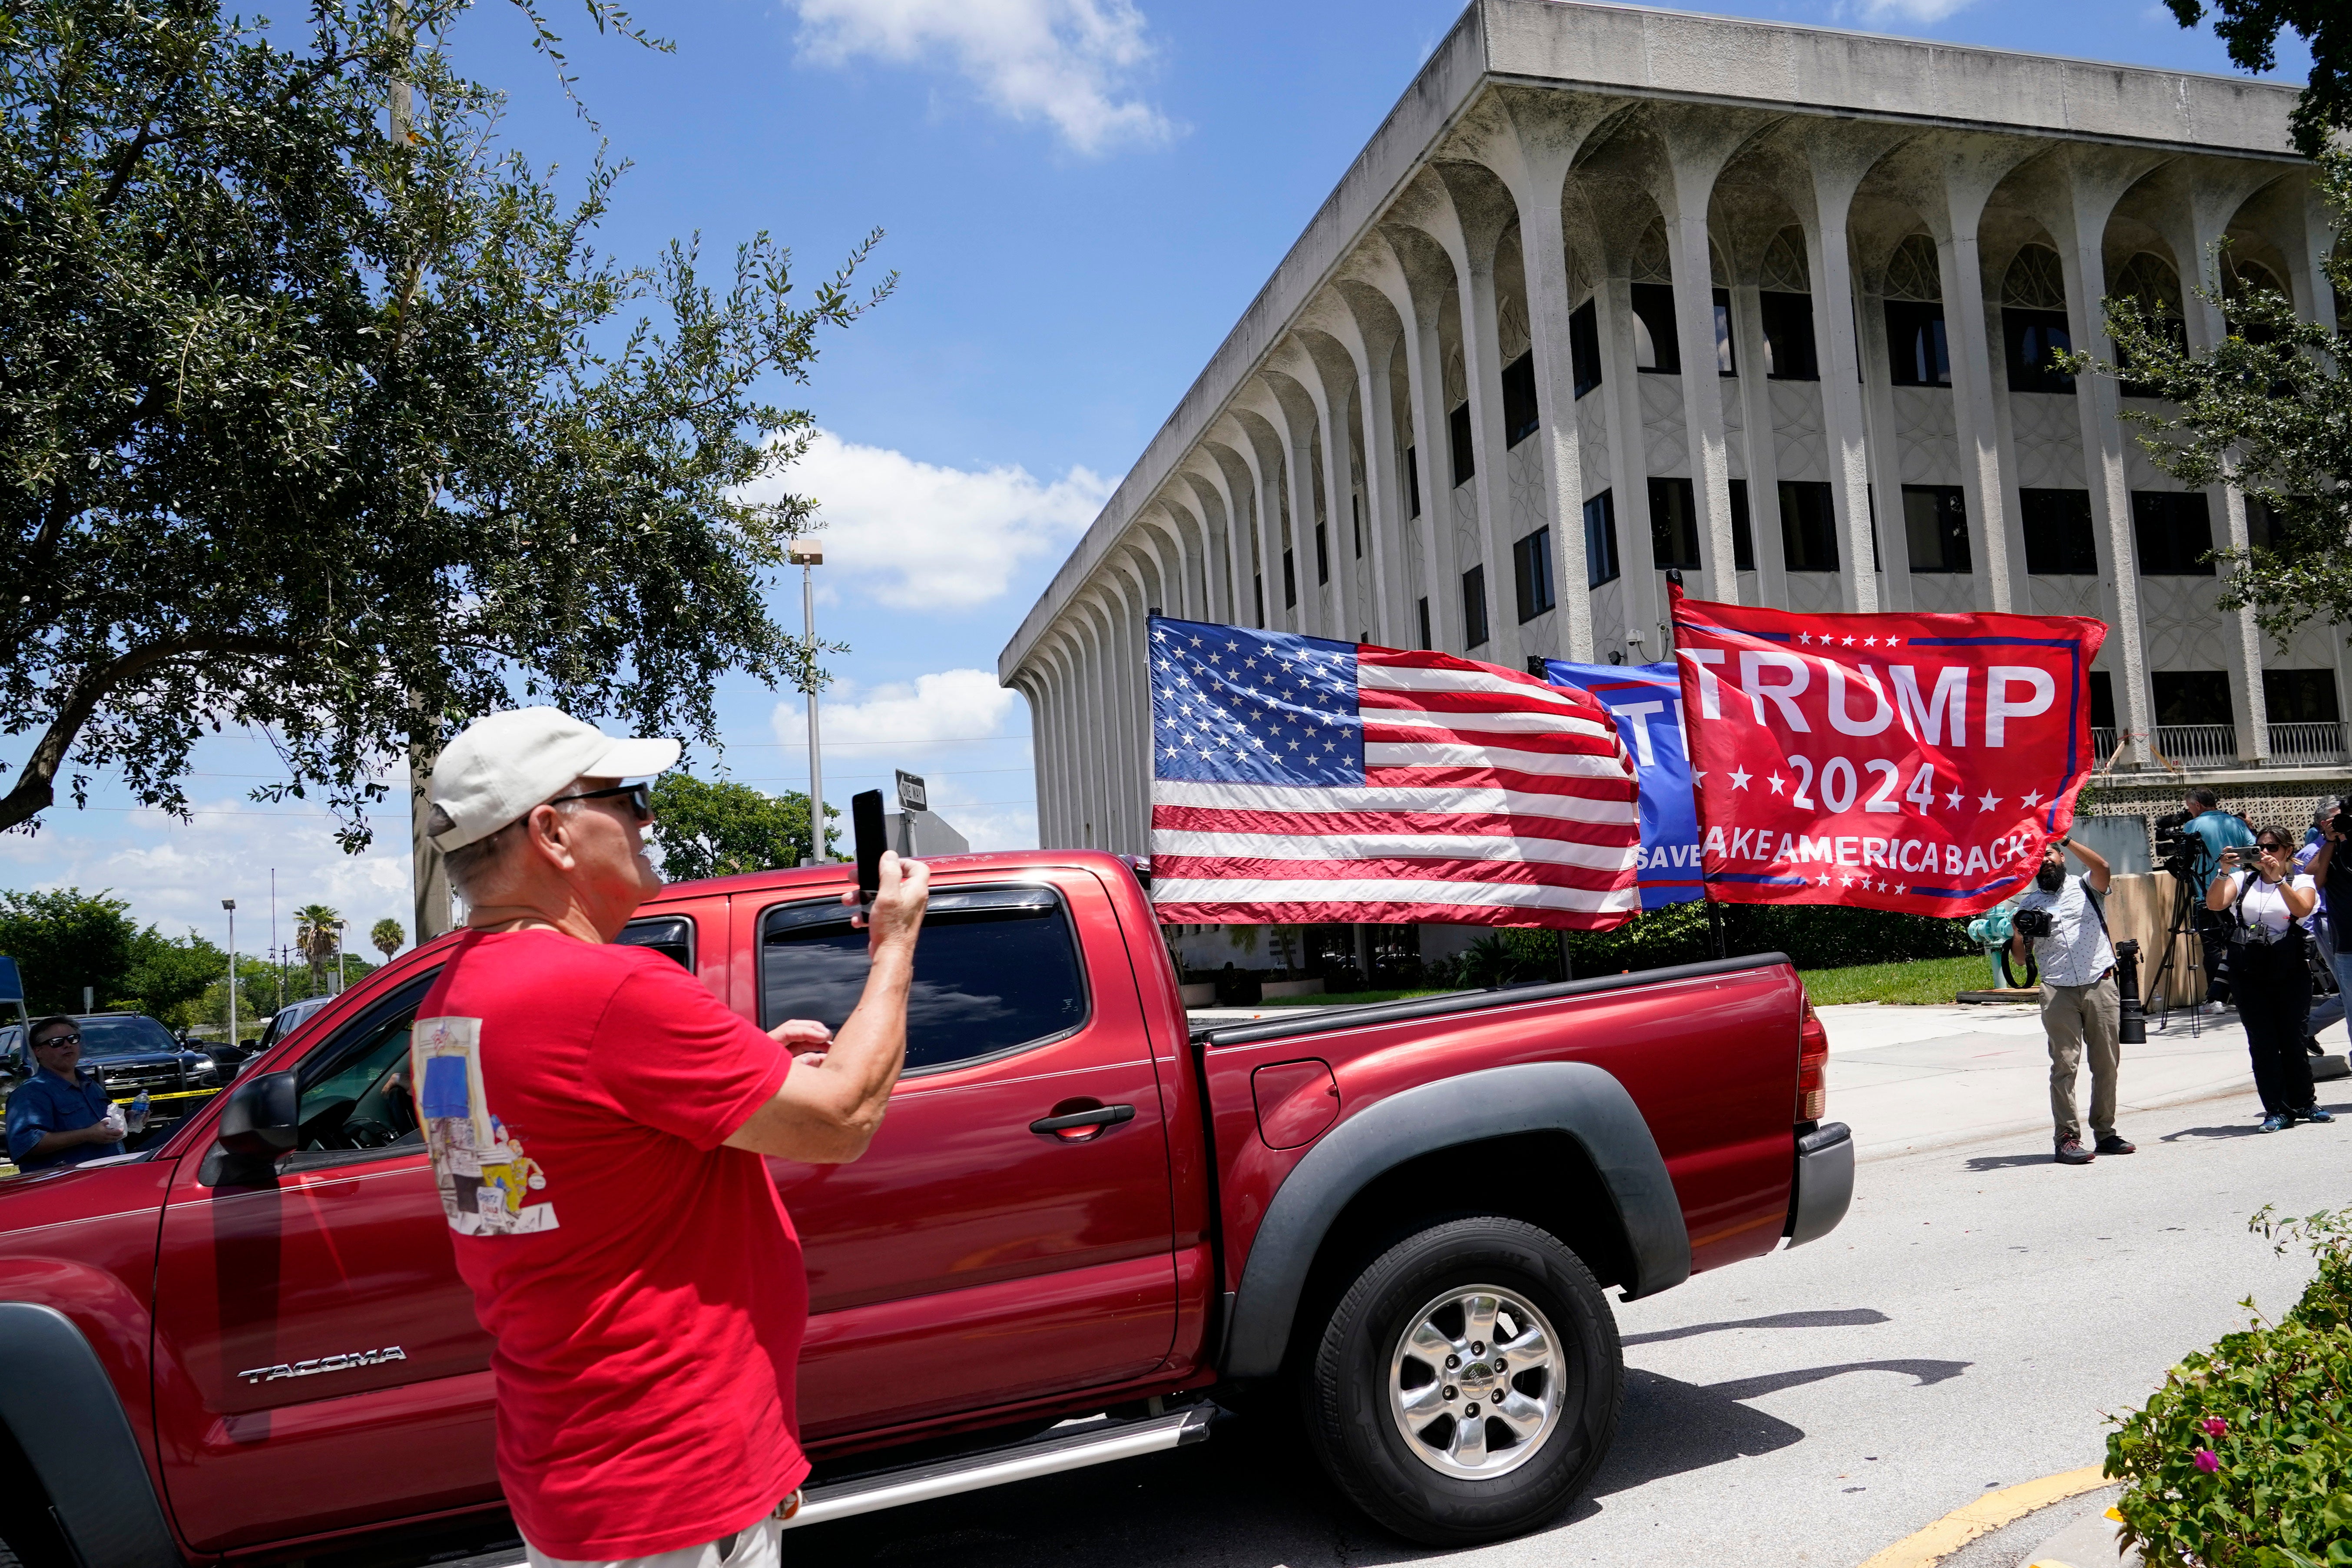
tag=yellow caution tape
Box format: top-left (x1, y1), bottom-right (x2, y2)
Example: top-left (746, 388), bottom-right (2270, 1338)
top-left (109, 1087), bottom-right (225, 1105)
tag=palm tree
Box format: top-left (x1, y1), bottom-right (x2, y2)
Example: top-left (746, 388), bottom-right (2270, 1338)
top-left (370, 918), bottom-right (404, 962)
top-left (295, 905), bottom-right (342, 997)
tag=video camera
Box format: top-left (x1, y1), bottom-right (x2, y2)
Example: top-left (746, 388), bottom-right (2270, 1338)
top-left (2152, 808), bottom-right (2200, 879)
top-left (2013, 907), bottom-right (2054, 940)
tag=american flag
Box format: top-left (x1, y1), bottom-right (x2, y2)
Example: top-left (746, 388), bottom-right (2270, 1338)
top-left (1146, 615), bottom-right (1643, 929)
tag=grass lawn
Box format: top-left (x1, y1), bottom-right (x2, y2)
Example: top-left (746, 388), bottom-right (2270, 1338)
top-left (1796, 953), bottom-right (1998, 1005)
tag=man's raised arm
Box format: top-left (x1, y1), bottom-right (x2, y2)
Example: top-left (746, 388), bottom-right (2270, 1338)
top-left (725, 852), bottom-right (931, 1164)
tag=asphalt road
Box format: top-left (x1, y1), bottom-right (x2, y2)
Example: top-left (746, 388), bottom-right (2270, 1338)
top-left (785, 1071), bottom-right (2348, 1568)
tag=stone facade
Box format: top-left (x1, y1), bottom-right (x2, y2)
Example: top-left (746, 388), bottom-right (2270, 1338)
top-left (1000, 0), bottom-right (2352, 857)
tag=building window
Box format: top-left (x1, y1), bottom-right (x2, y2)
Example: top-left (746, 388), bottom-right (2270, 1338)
top-left (2265, 669), bottom-right (2342, 723)
top-left (1514, 527), bottom-right (1556, 622)
top-left (1283, 548), bottom-right (1297, 607)
top-left (1713, 287), bottom-right (1737, 376)
top-left (2153, 670), bottom-right (2232, 727)
top-left (1569, 298), bottom-right (1603, 398)
top-left (1352, 494), bottom-right (1363, 558)
top-left (1449, 402), bottom-right (1475, 487)
top-left (2133, 491), bottom-right (2215, 575)
top-left (1779, 481), bottom-right (1838, 571)
top-left (1417, 595), bottom-right (1431, 648)
top-left (1502, 351), bottom-right (1540, 447)
top-left (1760, 291), bottom-right (1818, 380)
top-left (1902, 485), bottom-right (1970, 573)
top-left (1630, 282), bottom-right (1682, 374)
top-left (1255, 574), bottom-right (1265, 624)
top-left (2090, 670), bottom-right (2116, 731)
top-left (2003, 309), bottom-right (2075, 394)
top-left (2247, 495), bottom-right (2305, 558)
top-left (1461, 565), bottom-right (1490, 648)
top-left (1647, 477), bottom-right (1703, 570)
top-left (1584, 491), bottom-right (1620, 588)
top-left (1729, 480), bottom-right (1754, 570)
top-left (1885, 301), bottom-right (1951, 387)
top-left (2020, 489), bottom-right (2097, 574)
top-left (1405, 445), bottom-right (1421, 518)
top-left (1315, 523), bottom-right (1329, 585)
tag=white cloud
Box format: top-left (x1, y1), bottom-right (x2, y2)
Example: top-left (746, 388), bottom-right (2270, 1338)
top-left (791, 0), bottom-right (1175, 154)
top-left (770, 428), bottom-right (1111, 610)
top-left (1840, 0), bottom-right (1977, 22)
top-left (769, 669), bottom-right (1038, 852)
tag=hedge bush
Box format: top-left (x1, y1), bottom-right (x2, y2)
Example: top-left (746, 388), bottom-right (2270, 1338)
top-left (2107, 1207), bottom-right (2352, 1567)
top-left (1559, 899), bottom-right (1976, 978)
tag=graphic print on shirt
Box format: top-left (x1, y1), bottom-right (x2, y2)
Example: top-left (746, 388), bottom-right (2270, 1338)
top-left (412, 1014), bottom-right (559, 1236)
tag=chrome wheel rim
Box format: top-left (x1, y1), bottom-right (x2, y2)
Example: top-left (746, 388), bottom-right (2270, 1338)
top-left (1385, 1283), bottom-right (1564, 1479)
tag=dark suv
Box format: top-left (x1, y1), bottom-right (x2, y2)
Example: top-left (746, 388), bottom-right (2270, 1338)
top-left (0, 1012), bottom-right (222, 1144)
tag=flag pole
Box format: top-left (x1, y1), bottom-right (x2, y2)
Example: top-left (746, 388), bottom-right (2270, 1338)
top-left (1663, 568), bottom-right (1728, 962)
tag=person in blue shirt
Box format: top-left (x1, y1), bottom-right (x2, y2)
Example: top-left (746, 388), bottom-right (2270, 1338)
top-left (4, 1017), bottom-right (140, 1172)
top-left (2183, 788), bottom-right (2256, 1008)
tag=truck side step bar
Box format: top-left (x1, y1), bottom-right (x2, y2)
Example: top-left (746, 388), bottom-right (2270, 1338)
top-left (783, 1404), bottom-right (1214, 1531)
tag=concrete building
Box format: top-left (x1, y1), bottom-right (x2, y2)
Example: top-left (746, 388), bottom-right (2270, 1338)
top-left (1000, 0), bottom-right (2352, 895)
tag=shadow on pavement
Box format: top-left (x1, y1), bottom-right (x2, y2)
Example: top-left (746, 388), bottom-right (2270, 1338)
top-left (1623, 1307), bottom-right (1891, 1347)
top-left (782, 1358), bottom-right (1968, 1566)
top-left (2160, 1121), bottom-right (2265, 1141)
top-left (1963, 1152), bottom-right (2060, 1171)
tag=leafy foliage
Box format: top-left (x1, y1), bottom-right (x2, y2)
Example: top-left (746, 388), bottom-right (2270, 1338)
top-left (123, 927), bottom-right (227, 1027)
top-left (370, 918), bottom-right (404, 960)
top-left (649, 772), bottom-right (832, 883)
top-left (0, 887), bottom-right (137, 1012)
top-left (2166, 0), bottom-right (2352, 159)
top-left (2108, 1207), bottom-right (2352, 1568)
top-left (2072, 150), bottom-right (2352, 655)
top-left (1558, 899), bottom-right (1974, 977)
top-left (0, 0), bottom-right (883, 848)
top-left (295, 903), bottom-right (343, 994)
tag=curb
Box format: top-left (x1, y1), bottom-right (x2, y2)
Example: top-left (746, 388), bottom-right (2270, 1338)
top-left (1854, 1465), bottom-right (2112, 1568)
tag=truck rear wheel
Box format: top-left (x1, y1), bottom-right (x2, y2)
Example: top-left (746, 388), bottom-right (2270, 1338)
top-left (1299, 1217), bottom-right (1622, 1546)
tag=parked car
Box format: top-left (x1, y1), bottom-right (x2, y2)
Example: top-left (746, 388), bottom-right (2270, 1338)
top-left (0, 852), bottom-right (1849, 1565)
top-left (0, 1012), bottom-right (223, 1150)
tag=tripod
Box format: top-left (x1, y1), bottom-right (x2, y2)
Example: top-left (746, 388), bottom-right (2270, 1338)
top-left (2140, 862), bottom-right (2206, 1039)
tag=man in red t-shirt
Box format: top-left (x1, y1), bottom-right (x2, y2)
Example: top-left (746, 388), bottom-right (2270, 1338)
top-left (413, 706), bottom-right (928, 1568)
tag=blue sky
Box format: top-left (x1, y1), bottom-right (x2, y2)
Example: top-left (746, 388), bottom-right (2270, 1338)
top-left (2, 0), bottom-right (2307, 964)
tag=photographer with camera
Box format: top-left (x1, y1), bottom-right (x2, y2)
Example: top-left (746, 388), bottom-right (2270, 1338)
top-left (2169, 788), bottom-right (2256, 1009)
top-left (2204, 827), bottom-right (2333, 1133)
top-left (2010, 835), bottom-right (2133, 1166)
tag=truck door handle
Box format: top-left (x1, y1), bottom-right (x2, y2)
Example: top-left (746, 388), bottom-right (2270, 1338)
top-left (1029, 1103), bottom-right (1136, 1141)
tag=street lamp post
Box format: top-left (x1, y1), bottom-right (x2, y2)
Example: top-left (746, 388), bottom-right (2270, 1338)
top-left (222, 899), bottom-right (237, 1045)
top-left (789, 539), bottom-right (825, 863)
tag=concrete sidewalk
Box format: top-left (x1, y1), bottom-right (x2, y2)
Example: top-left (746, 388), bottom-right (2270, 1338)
top-left (1821, 999), bottom-right (2345, 1160)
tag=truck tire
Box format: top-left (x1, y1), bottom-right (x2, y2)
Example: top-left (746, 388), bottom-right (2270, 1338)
top-left (1299, 1217), bottom-right (1622, 1546)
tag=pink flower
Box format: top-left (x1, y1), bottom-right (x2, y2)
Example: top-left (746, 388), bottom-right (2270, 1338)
top-left (2202, 1417), bottom-right (2228, 1437)
top-left (2194, 1449), bottom-right (2221, 1474)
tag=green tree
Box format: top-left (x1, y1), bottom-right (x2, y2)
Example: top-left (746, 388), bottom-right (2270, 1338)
top-left (2166, 1), bottom-right (2352, 157)
top-left (2073, 152), bottom-right (2352, 650)
top-left (0, 888), bottom-right (136, 1012)
top-left (0, 0), bottom-right (880, 847)
top-left (649, 773), bottom-right (832, 882)
top-left (123, 928), bottom-right (227, 1028)
top-left (295, 904), bottom-right (343, 997)
top-left (371, 918), bottom-right (404, 961)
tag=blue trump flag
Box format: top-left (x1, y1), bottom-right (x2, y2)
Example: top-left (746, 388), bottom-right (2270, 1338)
top-left (1542, 662), bottom-right (1703, 910)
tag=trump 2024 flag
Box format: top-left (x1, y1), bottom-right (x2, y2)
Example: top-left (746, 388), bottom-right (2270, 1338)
top-left (1669, 587), bottom-right (2106, 917)
top-left (1146, 616), bottom-right (1642, 929)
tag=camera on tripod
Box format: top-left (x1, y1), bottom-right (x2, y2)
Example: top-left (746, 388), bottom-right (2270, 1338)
top-left (2152, 808), bottom-right (2200, 878)
top-left (2013, 907), bottom-right (2054, 940)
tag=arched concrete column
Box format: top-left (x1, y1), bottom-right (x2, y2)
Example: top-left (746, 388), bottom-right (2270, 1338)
top-left (1329, 277), bottom-right (1412, 646)
top-left (1419, 161), bottom-right (1525, 666)
top-left (1252, 366), bottom-right (1327, 640)
top-left (1175, 471), bottom-right (1230, 621)
top-left (2021, 146), bottom-right (2172, 768)
top-left (1132, 513), bottom-right (1181, 620)
top-left (2132, 158), bottom-right (2297, 767)
top-left (1038, 632), bottom-right (1081, 846)
top-left (1280, 329), bottom-right (1367, 643)
top-left (1229, 404), bottom-right (1290, 632)
top-left (1106, 554), bottom-right (1159, 852)
top-left (1475, 87), bottom-right (1622, 662)
top-left (1067, 605), bottom-right (1110, 849)
top-left (1010, 669), bottom-right (1050, 848)
top-left (1359, 228), bottom-right (1457, 649)
top-left (1200, 436), bottom-right (1260, 624)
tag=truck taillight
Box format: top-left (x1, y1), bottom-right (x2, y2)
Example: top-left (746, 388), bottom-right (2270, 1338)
top-left (1796, 995), bottom-right (1829, 1124)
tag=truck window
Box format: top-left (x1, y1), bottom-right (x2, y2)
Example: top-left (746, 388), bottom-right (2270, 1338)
top-left (287, 972), bottom-right (440, 1156)
top-left (613, 914), bottom-right (694, 970)
top-left (759, 886), bottom-right (1089, 1073)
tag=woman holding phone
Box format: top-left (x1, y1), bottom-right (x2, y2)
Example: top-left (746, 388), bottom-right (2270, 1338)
top-left (2206, 829), bottom-right (2335, 1132)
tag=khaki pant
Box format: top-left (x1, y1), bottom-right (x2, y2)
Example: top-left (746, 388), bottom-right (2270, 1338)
top-left (2042, 970), bottom-right (2121, 1144)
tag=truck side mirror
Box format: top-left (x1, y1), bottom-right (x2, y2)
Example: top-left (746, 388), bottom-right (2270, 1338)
top-left (216, 1070), bottom-right (299, 1157)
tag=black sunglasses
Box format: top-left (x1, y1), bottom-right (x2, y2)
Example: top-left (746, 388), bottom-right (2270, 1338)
top-left (32, 1032), bottom-right (79, 1048)
top-left (550, 781), bottom-right (653, 823)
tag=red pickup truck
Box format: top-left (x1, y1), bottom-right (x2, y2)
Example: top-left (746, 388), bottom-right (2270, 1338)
top-left (0, 851), bottom-right (1850, 1565)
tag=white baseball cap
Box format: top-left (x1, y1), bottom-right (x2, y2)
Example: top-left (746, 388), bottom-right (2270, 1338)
top-left (427, 707), bottom-right (681, 851)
